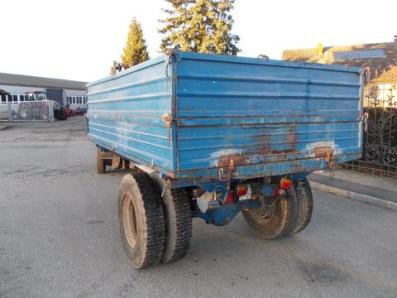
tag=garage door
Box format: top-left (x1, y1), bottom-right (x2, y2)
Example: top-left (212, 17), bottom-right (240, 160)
top-left (46, 88), bottom-right (64, 105)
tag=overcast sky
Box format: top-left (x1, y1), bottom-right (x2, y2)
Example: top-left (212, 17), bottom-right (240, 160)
top-left (0, 0), bottom-right (395, 82)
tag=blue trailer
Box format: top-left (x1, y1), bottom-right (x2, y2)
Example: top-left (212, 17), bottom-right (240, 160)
top-left (87, 51), bottom-right (363, 269)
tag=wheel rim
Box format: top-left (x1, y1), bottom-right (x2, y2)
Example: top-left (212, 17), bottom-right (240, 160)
top-left (122, 193), bottom-right (138, 249)
top-left (251, 198), bottom-right (280, 223)
top-left (247, 197), bottom-right (288, 237)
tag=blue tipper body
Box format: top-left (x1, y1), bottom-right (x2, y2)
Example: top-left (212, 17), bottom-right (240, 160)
top-left (87, 51), bottom-right (362, 184)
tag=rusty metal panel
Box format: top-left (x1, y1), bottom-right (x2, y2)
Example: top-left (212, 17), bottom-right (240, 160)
top-left (174, 52), bottom-right (362, 178)
top-left (86, 56), bottom-right (175, 173)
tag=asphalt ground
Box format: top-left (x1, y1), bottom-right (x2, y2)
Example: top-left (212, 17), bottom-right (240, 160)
top-left (1, 117), bottom-right (396, 298)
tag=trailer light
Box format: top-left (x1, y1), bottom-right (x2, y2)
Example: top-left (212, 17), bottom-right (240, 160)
top-left (225, 191), bottom-right (235, 204)
top-left (237, 184), bottom-right (248, 197)
top-left (280, 178), bottom-right (293, 190)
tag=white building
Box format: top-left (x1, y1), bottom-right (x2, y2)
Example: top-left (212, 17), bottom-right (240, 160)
top-left (0, 72), bottom-right (87, 111)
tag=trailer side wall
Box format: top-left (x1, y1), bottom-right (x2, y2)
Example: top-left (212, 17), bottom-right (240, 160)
top-left (87, 56), bottom-right (174, 172)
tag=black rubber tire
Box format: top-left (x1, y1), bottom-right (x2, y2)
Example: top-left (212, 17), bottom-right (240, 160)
top-left (281, 187), bottom-right (299, 235)
top-left (287, 179), bottom-right (313, 235)
top-left (242, 188), bottom-right (298, 239)
top-left (54, 111), bottom-right (67, 121)
top-left (161, 188), bottom-right (192, 264)
top-left (118, 172), bottom-right (165, 269)
top-left (96, 150), bottom-right (106, 174)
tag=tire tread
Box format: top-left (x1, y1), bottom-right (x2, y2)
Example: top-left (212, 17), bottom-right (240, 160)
top-left (132, 172), bottom-right (165, 268)
top-left (288, 180), bottom-right (313, 235)
top-left (96, 151), bottom-right (106, 174)
top-left (162, 188), bottom-right (192, 263)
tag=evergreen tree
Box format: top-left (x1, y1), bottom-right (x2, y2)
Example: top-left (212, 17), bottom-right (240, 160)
top-left (159, 0), bottom-right (239, 55)
top-left (121, 18), bottom-right (149, 68)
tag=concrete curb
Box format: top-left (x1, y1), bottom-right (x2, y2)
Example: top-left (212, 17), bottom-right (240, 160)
top-left (310, 180), bottom-right (397, 211)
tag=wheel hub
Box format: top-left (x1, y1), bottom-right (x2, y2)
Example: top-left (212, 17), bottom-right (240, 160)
top-left (254, 197), bottom-right (279, 220)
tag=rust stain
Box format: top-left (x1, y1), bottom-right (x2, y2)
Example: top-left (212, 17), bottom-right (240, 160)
top-left (313, 146), bottom-right (332, 159)
top-left (256, 134), bottom-right (272, 154)
top-left (313, 146), bottom-right (335, 168)
top-left (254, 124), bottom-right (297, 157)
top-left (218, 154), bottom-right (249, 171)
top-left (287, 125), bottom-right (297, 149)
top-left (268, 149), bottom-right (296, 154)
top-left (166, 171), bottom-right (176, 179)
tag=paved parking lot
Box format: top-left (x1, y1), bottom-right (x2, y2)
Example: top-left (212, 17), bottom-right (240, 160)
top-left (1, 117), bottom-right (397, 298)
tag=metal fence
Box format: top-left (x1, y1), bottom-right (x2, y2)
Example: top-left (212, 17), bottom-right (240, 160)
top-left (343, 82), bottom-right (397, 177)
top-left (0, 95), bottom-right (54, 122)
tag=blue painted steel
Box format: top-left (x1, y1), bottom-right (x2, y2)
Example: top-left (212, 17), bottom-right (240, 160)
top-left (196, 200), bottom-right (261, 226)
top-left (87, 51), bottom-right (362, 183)
top-left (261, 184), bottom-right (277, 197)
top-left (87, 56), bottom-right (174, 172)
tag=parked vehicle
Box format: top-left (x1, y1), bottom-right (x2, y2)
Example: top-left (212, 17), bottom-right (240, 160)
top-left (87, 51), bottom-right (363, 269)
top-left (65, 95), bottom-right (88, 114)
top-left (25, 91), bottom-right (68, 120)
top-left (0, 89), bottom-right (11, 120)
top-left (53, 101), bottom-right (68, 120)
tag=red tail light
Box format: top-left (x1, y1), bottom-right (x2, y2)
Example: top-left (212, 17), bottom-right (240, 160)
top-left (237, 184), bottom-right (248, 197)
top-left (225, 191), bottom-right (235, 204)
top-left (280, 178), bottom-right (293, 190)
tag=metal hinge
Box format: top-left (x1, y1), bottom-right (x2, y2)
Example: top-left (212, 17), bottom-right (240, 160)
top-left (162, 112), bottom-right (173, 142)
top-left (218, 168), bottom-right (232, 181)
top-left (162, 112), bottom-right (173, 128)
